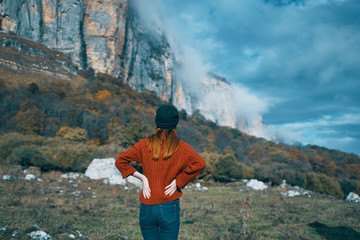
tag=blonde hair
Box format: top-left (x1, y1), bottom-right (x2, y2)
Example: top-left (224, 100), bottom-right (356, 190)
top-left (147, 128), bottom-right (180, 160)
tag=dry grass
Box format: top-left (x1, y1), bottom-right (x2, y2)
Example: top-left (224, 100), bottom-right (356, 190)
top-left (0, 166), bottom-right (359, 240)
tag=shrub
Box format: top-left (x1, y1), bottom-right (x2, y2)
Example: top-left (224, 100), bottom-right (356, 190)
top-left (211, 154), bottom-right (254, 182)
top-left (9, 145), bottom-right (55, 171)
top-left (0, 133), bottom-right (43, 161)
top-left (306, 173), bottom-right (344, 199)
top-left (40, 142), bottom-right (95, 172)
top-left (117, 121), bottom-right (148, 148)
top-left (340, 180), bottom-right (357, 196)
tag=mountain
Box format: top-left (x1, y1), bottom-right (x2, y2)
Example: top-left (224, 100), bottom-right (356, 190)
top-left (0, 0), bottom-right (267, 138)
top-left (0, 0), bottom-right (190, 111)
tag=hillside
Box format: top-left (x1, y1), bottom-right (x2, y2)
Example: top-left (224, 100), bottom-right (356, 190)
top-left (0, 33), bottom-right (359, 201)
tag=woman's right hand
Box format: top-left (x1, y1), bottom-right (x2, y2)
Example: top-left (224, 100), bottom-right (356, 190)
top-left (141, 175), bottom-right (151, 199)
top-left (132, 171), bottom-right (151, 199)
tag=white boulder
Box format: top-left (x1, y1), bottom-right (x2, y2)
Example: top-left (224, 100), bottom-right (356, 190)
top-left (2, 175), bottom-right (15, 180)
top-left (246, 179), bottom-right (268, 190)
top-left (346, 192), bottom-right (360, 203)
top-left (192, 182), bottom-right (208, 192)
top-left (280, 179), bottom-right (287, 188)
top-left (25, 174), bottom-right (37, 180)
top-left (24, 174), bottom-right (43, 182)
top-left (85, 158), bottom-right (142, 187)
top-left (27, 230), bottom-right (51, 240)
top-left (281, 190), bottom-right (301, 197)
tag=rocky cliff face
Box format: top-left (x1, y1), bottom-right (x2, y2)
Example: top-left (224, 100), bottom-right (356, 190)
top-left (196, 72), bottom-right (236, 127)
top-left (197, 72), bottom-right (266, 138)
top-left (0, 0), bottom-right (192, 111)
top-left (0, 0), bottom-right (266, 138)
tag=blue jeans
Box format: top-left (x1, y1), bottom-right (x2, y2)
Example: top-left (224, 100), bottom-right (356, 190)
top-left (139, 199), bottom-right (180, 240)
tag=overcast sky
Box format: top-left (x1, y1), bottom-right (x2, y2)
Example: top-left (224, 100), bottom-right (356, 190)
top-left (152, 0), bottom-right (360, 155)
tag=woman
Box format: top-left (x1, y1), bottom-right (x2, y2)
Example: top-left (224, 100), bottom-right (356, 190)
top-left (115, 104), bottom-right (206, 240)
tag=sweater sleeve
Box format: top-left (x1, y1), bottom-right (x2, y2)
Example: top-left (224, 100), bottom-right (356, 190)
top-left (176, 143), bottom-right (206, 189)
top-left (115, 140), bottom-right (143, 179)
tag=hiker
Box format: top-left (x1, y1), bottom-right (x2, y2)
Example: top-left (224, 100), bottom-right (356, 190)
top-left (115, 104), bottom-right (206, 240)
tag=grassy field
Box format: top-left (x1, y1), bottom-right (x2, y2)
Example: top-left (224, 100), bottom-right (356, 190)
top-left (0, 165), bottom-right (359, 240)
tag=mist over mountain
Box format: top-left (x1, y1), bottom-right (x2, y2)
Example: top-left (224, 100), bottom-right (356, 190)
top-left (0, 0), bottom-right (269, 139)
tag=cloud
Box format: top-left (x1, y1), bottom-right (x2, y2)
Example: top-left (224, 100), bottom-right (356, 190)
top-left (231, 84), bottom-right (271, 121)
top-left (269, 113), bottom-right (360, 154)
top-left (264, 0), bottom-right (348, 7)
top-left (146, 0), bottom-right (360, 154)
top-left (277, 113), bottom-right (360, 129)
top-left (133, 0), bottom-right (270, 123)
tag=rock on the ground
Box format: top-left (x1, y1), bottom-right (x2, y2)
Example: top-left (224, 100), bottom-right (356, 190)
top-left (2, 175), bottom-right (16, 180)
top-left (27, 230), bottom-right (52, 240)
top-left (61, 173), bottom-right (82, 179)
top-left (25, 174), bottom-right (37, 180)
top-left (346, 192), bottom-right (360, 203)
top-left (193, 182), bottom-right (208, 192)
top-left (281, 186), bottom-right (312, 198)
top-left (23, 166), bottom-right (41, 177)
top-left (246, 179), bottom-right (269, 190)
top-left (85, 158), bottom-right (142, 187)
top-left (280, 179), bottom-right (287, 188)
top-left (75, 230), bottom-right (84, 238)
top-left (281, 190), bottom-right (301, 197)
top-left (25, 174), bottom-right (43, 182)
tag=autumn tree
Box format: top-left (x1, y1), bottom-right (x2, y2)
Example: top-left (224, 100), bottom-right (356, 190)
top-left (12, 108), bottom-right (43, 134)
top-left (57, 126), bottom-right (87, 141)
top-left (96, 90), bottom-right (111, 101)
top-left (212, 154), bottom-right (254, 182)
top-left (118, 120), bottom-right (148, 148)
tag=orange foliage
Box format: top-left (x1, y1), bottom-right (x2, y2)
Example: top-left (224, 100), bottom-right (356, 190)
top-left (57, 126), bottom-right (87, 141)
top-left (289, 149), bottom-right (309, 164)
top-left (248, 143), bottom-right (263, 161)
top-left (87, 139), bottom-right (101, 146)
top-left (57, 126), bottom-right (72, 136)
top-left (96, 90), bottom-right (111, 101)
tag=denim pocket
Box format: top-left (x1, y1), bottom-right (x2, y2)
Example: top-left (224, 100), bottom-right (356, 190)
top-left (160, 200), bottom-right (179, 223)
top-left (139, 203), bottom-right (148, 220)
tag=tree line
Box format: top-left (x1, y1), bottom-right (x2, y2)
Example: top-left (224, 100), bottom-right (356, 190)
top-left (0, 73), bottom-right (359, 199)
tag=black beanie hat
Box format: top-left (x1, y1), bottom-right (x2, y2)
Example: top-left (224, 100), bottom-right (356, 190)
top-left (155, 105), bottom-right (179, 130)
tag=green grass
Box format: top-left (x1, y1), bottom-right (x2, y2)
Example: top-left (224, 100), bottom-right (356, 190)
top-left (0, 166), bottom-right (359, 240)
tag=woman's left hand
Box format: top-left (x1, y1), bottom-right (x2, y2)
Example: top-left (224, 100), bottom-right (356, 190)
top-left (165, 179), bottom-right (177, 196)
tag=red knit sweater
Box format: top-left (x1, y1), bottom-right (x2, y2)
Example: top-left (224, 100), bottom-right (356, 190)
top-left (115, 138), bottom-right (206, 205)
